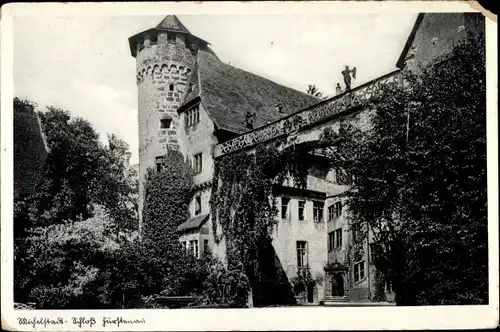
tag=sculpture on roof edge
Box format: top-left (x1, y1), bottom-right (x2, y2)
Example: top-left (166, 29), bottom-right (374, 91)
top-left (341, 65), bottom-right (356, 91)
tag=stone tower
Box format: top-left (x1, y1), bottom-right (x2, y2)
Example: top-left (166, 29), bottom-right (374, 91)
top-left (128, 15), bottom-right (208, 231)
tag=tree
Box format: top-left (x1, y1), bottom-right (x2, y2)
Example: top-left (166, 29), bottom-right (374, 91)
top-left (94, 134), bottom-right (139, 239)
top-left (14, 105), bottom-right (138, 235)
top-left (306, 84), bottom-right (327, 99)
top-left (16, 206), bottom-right (119, 308)
top-left (332, 33), bottom-right (487, 305)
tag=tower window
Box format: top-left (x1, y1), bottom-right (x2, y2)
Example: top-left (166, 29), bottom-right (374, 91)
top-left (160, 118), bottom-right (172, 129)
top-left (168, 33), bottom-right (176, 42)
top-left (155, 156), bottom-right (165, 173)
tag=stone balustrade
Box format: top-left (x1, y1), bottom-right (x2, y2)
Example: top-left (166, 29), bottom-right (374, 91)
top-left (213, 69), bottom-right (402, 158)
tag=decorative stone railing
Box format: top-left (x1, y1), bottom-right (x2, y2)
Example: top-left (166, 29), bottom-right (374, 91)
top-left (213, 69), bottom-right (402, 158)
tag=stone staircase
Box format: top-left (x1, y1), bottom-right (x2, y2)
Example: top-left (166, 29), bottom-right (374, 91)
top-left (321, 296), bottom-right (349, 305)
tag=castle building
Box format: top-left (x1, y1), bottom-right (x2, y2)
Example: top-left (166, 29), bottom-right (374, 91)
top-left (129, 13), bottom-right (484, 306)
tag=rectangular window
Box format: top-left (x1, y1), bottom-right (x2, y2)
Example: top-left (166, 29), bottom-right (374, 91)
top-left (193, 153), bottom-right (202, 174)
top-left (335, 228), bottom-right (342, 248)
top-left (281, 197), bottom-right (290, 219)
top-left (168, 33), bottom-right (176, 42)
top-left (296, 241), bottom-right (308, 269)
top-left (298, 200), bottom-right (305, 221)
top-left (328, 201), bottom-right (342, 221)
top-left (328, 205), bottom-right (335, 221)
top-left (160, 118), bottom-right (172, 129)
top-left (194, 195), bottom-right (202, 215)
top-left (313, 201), bottom-right (324, 222)
top-left (204, 239), bottom-right (209, 255)
top-left (328, 231), bottom-right (335, 251)
top-left (155, 156), bottom-right (165, 173)
top-left (190, 240), bottom-right (199, 258)
top-left (354, 261), bottom-right (365, 283)
top-left (185, 106), bottom-right (200, 128)
top-left (352, 223), bottom-right (362, 242)
top-left (335, 201), bottom-right (342, 218)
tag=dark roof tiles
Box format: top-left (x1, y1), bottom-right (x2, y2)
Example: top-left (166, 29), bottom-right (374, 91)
top-left (183, 47), bottom-right (320, 134)
top-left (156, 15), bottom-right (191, 34)
top-left (176, 213), bottom-right (210, 232)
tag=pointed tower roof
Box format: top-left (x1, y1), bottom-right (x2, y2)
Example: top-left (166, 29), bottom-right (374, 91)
top-left (156, 15), bottom-right (191, 34)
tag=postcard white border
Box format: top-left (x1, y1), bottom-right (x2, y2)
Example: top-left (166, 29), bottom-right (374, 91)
top-left (1, 1), bottom-right (498, 331)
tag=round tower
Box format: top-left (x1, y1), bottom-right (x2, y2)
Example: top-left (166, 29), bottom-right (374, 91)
top-left (128, 15), bottom-right (208, 231)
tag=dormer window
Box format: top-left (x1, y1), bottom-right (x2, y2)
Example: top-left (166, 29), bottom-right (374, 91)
top-left (275, 103), bottom-right (284, 113)
top-left (185, 105), bottom-right (200, 127)
top-left (168, 33), bottom-right (176, 43)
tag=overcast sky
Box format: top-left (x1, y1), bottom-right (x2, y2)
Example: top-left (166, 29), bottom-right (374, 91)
top-left (13, 13), bottom-right (417, 164)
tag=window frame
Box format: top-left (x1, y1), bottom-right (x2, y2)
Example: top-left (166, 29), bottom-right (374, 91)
top-left (328, 231), bottom-right (335, 252)
top-left (281, 197), bottom-right (290, 219)
top-left (298, 200), bottom-right (306, 221)
top-left (155, 156), bottom-right (165, 173)
top-left (193, 153), bottom-right (203, 174)
top-left (167, 33), bottom-right (176, 43)
top-left (189, 240), bottom-right (199, 258)
top-left (160, 118), bottom-right (172, 129)
top-left (335, 228), bottom-right (343, 248)
top-left (354, 261), bottom-right (366, 283)
top-left (194, 195), bottom-right (202, 215)
top-left (185, 105), bottom-right (200, 128)
top-left (296, 241), bottom-right (308, 269)
top-left (313, 201), bottom-right (324, 222)
top-left (203, 239), bottom-right (209, 255)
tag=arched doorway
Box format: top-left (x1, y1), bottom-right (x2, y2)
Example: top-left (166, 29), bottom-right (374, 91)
top-left (331, 274), bottom-right (344, 297)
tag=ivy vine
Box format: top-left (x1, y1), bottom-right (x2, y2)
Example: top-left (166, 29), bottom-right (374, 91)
top-left (210, 140), bottom-right (311, 289)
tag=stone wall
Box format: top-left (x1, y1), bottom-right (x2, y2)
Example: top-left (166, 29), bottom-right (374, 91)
top-left (404, 13), bottom-right (482, 73)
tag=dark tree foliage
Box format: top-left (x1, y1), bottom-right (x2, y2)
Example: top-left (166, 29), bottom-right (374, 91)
top-left (13, 102), bottom-right (139, 306)
top-left (13, 104), bottom-right (138, 235)
top-left (330, 33), bottom-right (487, 305)
top-left (306, 84), bottom-right (328, 99)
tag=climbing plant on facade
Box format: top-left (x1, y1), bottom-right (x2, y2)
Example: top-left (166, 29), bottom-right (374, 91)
top-left (210, 140), bottom-right (311, 303)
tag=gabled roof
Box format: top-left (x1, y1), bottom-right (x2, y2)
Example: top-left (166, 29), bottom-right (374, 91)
top-left (176, 213), bottom-right (209, 232)
top-left (181, 48), bottom-right (321, 134)
top-left (156, 15), bottom-right (191, 34)
top-left (396, 13), bottom-right (425, 69)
